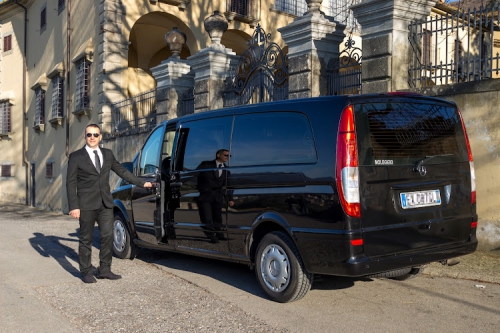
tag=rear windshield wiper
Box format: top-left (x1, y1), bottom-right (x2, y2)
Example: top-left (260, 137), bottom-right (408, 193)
top-left (413, 154), bottom-right (453, 173)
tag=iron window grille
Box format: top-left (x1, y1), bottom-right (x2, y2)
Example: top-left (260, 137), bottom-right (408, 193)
top-left (0, 101), bottom-right (11, 135)
top-left (0, 101), bottom-right (11, 134)
top-left (274, 0), bottom-right (308, 16)
top-left (75, 58), bottom-right (90, 110)
top-left (3, 35), bottom-right (12, 52)
top-left (46, 162), bottom-right (53, 178)
top-left (51, 76), bottom-right (64, 119)
top-left (34, 88), bottom-right (46, 126)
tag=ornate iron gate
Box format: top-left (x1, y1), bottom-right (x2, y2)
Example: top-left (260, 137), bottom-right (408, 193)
top-left (327, 36), bottom-right (362, 95)
top-left (224, 24), bottom-right (288, 107)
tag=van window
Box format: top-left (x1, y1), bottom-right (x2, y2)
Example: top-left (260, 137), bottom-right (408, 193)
top-left (231, 112), bottom-right (317, 167)
top-left (139, 126), bottom-right (163, 175)
top-left (180, 117), bottom-right (232, 170)
top-left (354, 101), bottom-right (469, 166)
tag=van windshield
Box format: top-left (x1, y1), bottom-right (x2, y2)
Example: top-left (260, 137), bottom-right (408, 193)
top-left (354, 100), bottom-right (469, 166)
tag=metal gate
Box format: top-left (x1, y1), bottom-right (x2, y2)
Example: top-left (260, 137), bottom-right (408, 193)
top-left (327, 36), bottom-right (362, 95)
top-left (224, 24), bottom-right (288, 107)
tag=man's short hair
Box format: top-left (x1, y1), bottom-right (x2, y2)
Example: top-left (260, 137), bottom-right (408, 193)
top-left (86, 124), bottom-right (101, 133)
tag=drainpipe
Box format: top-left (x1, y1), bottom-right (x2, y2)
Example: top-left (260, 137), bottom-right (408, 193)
top-left (14, 0), bottom-right (28, 205)
top-left (66, 0), bottom-right (71, 157)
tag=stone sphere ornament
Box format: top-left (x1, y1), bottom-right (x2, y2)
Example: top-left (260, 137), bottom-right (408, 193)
top-left (164, 27), bottom-right (187, 59)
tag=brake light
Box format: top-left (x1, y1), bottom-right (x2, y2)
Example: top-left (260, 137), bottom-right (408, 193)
top-left (458, 108), bottom-right (476, 204)
top-left (351, 239), bottom-right (364, 246)
top-left (471, 221), bottom-right (478, 228)
top-left (336, 105), bottom-right (360, 218)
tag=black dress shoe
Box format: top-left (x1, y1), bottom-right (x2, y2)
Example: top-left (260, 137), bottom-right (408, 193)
top-left (82, 274), bottom-right (97, 284)
top-left (97, 271), bottom-right (122, 280)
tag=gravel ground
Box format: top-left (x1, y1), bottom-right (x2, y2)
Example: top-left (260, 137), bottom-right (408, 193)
top-left (1, 201), bottom-right (498, 332)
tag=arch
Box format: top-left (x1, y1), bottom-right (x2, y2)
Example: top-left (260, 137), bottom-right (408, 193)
top-left (222, 29), bottom-right (251, 55)
top-left (128, 12), bottom-right (196, 73)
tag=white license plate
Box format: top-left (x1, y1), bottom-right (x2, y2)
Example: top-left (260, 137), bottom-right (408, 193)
top-left (400, 190), bottom-right (441, 209)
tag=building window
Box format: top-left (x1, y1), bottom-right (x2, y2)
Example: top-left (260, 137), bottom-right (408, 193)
top-left (75, 58), bottom-right (90, 110)
top-left (229, 0), bottom-right (250, 16)
top-left (34, 88), bottom-right (46, 127)
top-left (274, 0), bottom-right (307, 16)
top-left (0, 101), bottom-right (11, 134)
top-left (46, 162), bottom-right (53, 178)
top-left (3, 34), bottom-right (12, 52)
top-left (58, 0), bottom-right (66, 14)
top-left (1, 164), bottom-right (12, 177)
top-left (40, 4), bottom-right (47, 33)
top-left (51, 75), bottom-right (64, 119)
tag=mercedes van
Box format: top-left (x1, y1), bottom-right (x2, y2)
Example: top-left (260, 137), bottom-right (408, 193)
top-left (111, 93), bottom-right (478, 302)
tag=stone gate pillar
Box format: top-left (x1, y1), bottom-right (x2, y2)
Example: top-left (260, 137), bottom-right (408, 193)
top-left (187, 11), bottom-right (239, 112)
top-left (151, 28), bottom-right (194, 123)
top-left (279, 1), bottom-right (346, 99)
top-left (351, 0), bottom-right (435, 93)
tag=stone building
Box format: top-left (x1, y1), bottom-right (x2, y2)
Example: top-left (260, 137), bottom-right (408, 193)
top-left (0, 0), bottom-right (361, 212)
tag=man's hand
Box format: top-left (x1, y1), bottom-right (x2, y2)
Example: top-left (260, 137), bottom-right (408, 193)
top-left (229, 201), bottom-right (234, 207)
top-left (69, 209), bottom-right (80, 220)
top-left (143, 182), bottom-right (153, 188)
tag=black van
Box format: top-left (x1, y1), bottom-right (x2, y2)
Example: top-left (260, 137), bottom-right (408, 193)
top-left (111, 93), bottom-right (477, 302)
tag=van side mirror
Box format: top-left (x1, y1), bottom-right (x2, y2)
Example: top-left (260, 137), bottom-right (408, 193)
top-left (122, 162), bottom-right (134, 173)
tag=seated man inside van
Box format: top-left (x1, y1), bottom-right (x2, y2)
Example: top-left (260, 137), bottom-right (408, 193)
top-left (196, 149), bottom-right (234, 243)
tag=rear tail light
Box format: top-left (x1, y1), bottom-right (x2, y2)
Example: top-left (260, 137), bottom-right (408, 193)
top-left (458, 108), bottom-right (476, 204)
top-left (336, 105), bottom-right (361, 218)
top-left (471, 221), bottom-right (478, 228)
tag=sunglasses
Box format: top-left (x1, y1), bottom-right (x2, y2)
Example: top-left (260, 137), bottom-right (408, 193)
top-left (223, 154), bottom-right (229, 157)
top-left (86, 133), bottom-right (100, 138)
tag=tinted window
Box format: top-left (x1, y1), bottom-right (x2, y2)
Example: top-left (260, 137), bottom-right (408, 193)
top-left (354, 101), bottom-right (469, 166)
top-left (139, 126), bottom-right (163, 175)
top-left (180, 117), bottom-right (232, 170)
top-left (231, 112), bottom-right (317, 167)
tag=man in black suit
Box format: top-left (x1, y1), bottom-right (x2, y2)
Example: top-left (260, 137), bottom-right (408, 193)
top-left (67, 124), bottom-right (152, 283)
top-left (196, 149), bottom-right (234, 242)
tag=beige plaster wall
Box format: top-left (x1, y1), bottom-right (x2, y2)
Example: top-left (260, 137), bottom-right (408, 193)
top-left (0, 13), bottom-right (27, 205)
top-left (414, 80), bottom-right (500, 252)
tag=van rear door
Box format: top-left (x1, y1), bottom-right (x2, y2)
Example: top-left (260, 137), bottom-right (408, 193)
top-left (352, 96), bottom-right (476, 257)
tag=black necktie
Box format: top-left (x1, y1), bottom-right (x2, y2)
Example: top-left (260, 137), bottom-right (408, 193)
top-left (218, 163), bottom-right (223, 177)
top-left (94, 150), bottom-right (101, 173)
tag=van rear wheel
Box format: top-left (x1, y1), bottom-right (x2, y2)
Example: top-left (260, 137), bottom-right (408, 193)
top-left (255, 231), bottom-right (313, 303)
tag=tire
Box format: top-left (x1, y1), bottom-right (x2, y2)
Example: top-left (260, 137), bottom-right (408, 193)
top-left (113, 214), bottom-right (136, 259)
top-left (255, 231), bottom-right (313, 303)
top-left (390, 266), bottom-right (424, 281)
top-left (370, 266), bottom-right (423, 281)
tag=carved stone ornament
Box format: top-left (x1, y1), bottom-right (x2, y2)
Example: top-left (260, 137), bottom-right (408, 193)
top-left (164, 27), bottom-right (187, 59)
top-left (204, 11), bottom-right (228, 49)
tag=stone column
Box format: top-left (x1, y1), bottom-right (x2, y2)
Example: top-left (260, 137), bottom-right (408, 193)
top-left (187, 11), bottom-right (239, 112)
top-left (279, 1), bottom-right (346, 99)
top-left (98, 0), bottom-right (126, 134)
top-left (351, 0), bottom-right (435, 93)
top-left (151, 28), bottom-right (195, 123)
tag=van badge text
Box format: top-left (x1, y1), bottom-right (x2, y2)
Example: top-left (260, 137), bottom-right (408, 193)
top-left (375, 159), bottom-right (394, 165)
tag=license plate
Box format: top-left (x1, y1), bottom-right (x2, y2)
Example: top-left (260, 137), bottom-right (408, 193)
top-left (400, 190), bottom-right (441, 209)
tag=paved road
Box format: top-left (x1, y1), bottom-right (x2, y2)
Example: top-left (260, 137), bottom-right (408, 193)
top-left (1, 202), bottom-right (499, 332)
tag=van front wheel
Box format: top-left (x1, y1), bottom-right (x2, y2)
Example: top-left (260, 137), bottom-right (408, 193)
top-left (255, 231), bottom-right (313, 303)
top-left (113, 214), bottom-right (136, 260)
